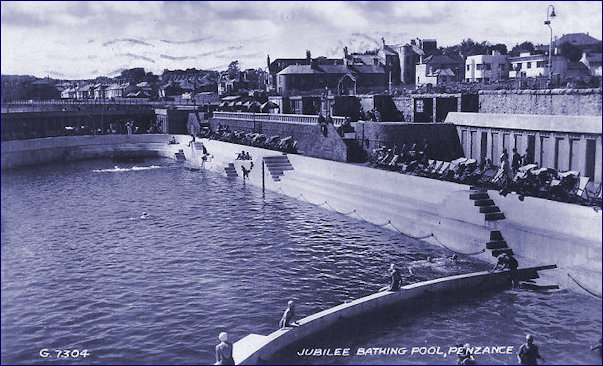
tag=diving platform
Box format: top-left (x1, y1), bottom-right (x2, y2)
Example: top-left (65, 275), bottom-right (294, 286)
top-left (233, 265), bottom-right (556, 365)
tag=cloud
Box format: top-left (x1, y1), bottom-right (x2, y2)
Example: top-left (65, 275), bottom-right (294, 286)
top-left (160, 54), bottom-right (193, 61)
top-left (160, 37), bottom-right (211, 45)
top-left (118, 53), bottom-right (155, 63)
top-left (1, 1), bottom-right (601, 78)
top-left (103, 38), bottom-right (155, 47)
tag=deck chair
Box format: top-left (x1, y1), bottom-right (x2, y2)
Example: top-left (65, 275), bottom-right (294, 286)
top-left (434, 161), bottom-right (451, 177)
top-left (572, 176), bottom-right (591, 203)
top-left (428, 161), bottom-right (444, 176)
top-left (585, 182), bottom-right (602, 205)
top-left (417, 159), bottom-right (435, 176)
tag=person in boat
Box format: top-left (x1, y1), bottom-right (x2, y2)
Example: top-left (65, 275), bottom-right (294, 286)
top-left (517, 334), bottom-right (544, 365)
top-left (215, 332), bottom-right (235, 365)
top-left (380, 263), bottom-right (402, 292)
top-left (279, 300), bottom-right (299, 328)
top-left (140, 211), bottom-right (148, 219)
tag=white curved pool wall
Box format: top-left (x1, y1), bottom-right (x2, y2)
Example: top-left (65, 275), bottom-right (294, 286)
top-left (232, 268), bottom-right (543, 364)
top-left (1, 135), bottom-right (601, 296)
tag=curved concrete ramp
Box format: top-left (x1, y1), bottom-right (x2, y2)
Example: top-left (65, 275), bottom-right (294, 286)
top-left (233, 265), bottom-right (555, 365)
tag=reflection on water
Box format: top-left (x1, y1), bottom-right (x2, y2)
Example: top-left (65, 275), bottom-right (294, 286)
top-left (1, 158), bottom-right (601, 365)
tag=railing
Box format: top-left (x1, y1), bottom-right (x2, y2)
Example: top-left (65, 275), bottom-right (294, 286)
top-left (212, 111), bottom-right (347, 127)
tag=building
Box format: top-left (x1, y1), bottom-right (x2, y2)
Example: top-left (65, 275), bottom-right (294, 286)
top-left (448, 112), bottom-right (602, 183)
top-left (399, 38), bottom-right (438, 85)
top-left (556, 32), bottom-right (602, 54)
top-left (106, 83), bottom-right (125, 99)
top-left (416, 54), bottom-right (465, 87)
top-left (267, 51), bottom-right (343, 93)
top-left (580, 52), bottom-right (603, 76)
top-left (276, 63), bottom-right (385, 95)
top-left (465, 51), bottom-right (509, 82)
top-left (509, 52), bottom-right (567, 79)
top-left (93, 84), bottom-right (110, 99)
top-left (76, 84), bottom-right (94, 99)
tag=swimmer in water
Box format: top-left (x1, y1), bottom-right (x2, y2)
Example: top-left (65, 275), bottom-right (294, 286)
top-left (140, 211), bottom-right (148, 219)
top-left (408, 254), bottom-right (458, 275)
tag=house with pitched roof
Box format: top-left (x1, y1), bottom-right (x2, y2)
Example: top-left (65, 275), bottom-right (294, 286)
top-left (415, 54), bottom-right (465, 86)
top-left (266, 51), bottom-right (343, 93)
top-left (276, 63), bottom-right (385, 95)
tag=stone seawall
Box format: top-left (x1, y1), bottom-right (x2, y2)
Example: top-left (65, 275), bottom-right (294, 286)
top-left (0, 134), bottom-right (187, 169)
top-left (208, 115), bottom-right (348, 162)
top-left (2, 135), bottom-right (601, 296)
top-left (355, 122), bottom-right (463, 161)
top-left (478, 89), bottom-right (602, 116)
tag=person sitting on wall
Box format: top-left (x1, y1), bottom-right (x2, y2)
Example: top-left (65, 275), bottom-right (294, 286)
top-left (379, 263), bottom-right (403, 292)
top-left (169, 136), bottom-right (177, 144)
top-left (279, 300), bottom-right (299, 328)
top-left (215, 332), bottom-right (235, 365)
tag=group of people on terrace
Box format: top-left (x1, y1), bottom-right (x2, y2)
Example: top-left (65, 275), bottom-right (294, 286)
top-left (371, 141), bottom-right (601, 207)
top-left (198, 124), bottom-right (298, 154)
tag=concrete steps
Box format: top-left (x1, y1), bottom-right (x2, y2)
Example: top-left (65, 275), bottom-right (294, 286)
top-left (486, 240), bottom-right (508, 249)
top-left (264, 155), bottom-right (293, 181)
top-left (468, 189), bottom-right (512, 257)
top-left (520, 279), bottom-right (561, 291)
top-left (474, 199), bottom-right (495, 206)
top-left (479, 206), bottom-right (501, 213)
top-left (224, 162), bottom-right (238, 177)
top-left (485, 212), bottom-right (506, 221)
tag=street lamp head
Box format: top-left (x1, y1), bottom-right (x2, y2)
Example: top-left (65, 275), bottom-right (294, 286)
top-left (549, 8), bottom-right (556, 18)
top-left (548, 5), bottom-right (556, 18)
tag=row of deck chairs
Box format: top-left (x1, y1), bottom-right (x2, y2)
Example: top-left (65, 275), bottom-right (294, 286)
top-left (198, 127), bottom-right (298, 154)
top-left (371, 144), bottom-right (428, 171)
top-left (495, 164), bottom-right (602, 206)
top-left (370, 149), bottom-right (601, 207)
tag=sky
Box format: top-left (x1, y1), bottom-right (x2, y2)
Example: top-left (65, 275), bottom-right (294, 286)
top-left (1, 1), bottom-right (602, 79)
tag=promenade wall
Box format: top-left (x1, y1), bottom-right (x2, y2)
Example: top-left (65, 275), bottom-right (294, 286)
top-left (1, 135), bottom-right (601, 296)
top-left (209, 113), bottom-right (348, 162)
top-left (478, 88), bottom-right (602, 116)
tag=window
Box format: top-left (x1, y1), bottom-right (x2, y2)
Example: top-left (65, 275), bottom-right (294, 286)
top-left (515, 63), bottom-right (522, 70)
top-left (536, 61), bottom-right (546, 68)
top-left (467, 64), bottom-right (470, 71)
top-left (527, 62), bottom-right (532, 69)
top-left (499, 64), bottom-right (506, 70)
top-left (485, 63), bottom-right (492, 70)
top-left (476, 64), bottom-right (483, 71)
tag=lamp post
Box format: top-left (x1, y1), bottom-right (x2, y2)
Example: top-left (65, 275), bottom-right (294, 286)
top-left (544, 5), bottom-right (556, 81)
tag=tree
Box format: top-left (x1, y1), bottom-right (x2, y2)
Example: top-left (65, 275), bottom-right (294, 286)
top-left (560, 41), bottom-right (582, 62)
top-left (510, 42), bottom-right (535, 56)
top-left (227, 61), bottom-right (240, 80)
top-left (491, 43), bottom-right (508, 55)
